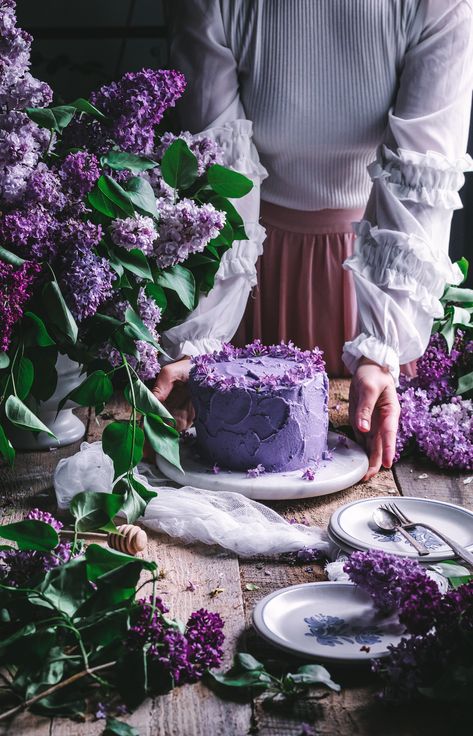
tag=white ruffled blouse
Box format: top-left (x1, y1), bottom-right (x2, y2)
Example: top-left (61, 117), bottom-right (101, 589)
top-left (162, 0), bottom-right (473, 382)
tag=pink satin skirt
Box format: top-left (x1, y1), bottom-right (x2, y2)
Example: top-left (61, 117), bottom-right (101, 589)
top-left (234, 201), bottom-right (364, 377)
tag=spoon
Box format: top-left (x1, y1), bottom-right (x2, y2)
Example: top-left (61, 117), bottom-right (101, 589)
top-left (372, 507), bottom-right (430, 556)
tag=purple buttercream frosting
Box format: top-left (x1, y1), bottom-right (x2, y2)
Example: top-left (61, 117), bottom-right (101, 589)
top-left (189, 341), bottom-right (329, 473)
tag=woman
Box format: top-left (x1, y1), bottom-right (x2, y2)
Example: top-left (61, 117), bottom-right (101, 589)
top-left (154, 0), bottom-right (473, 479)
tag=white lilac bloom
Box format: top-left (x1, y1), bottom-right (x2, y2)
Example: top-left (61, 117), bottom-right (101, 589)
top-left (155, 198), bottom-right (225, 269)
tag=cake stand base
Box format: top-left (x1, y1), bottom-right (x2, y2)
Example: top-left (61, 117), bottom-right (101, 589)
top-left (156, 431), bottom-right (369, 501)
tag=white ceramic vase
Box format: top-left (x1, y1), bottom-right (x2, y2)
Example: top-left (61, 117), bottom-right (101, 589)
top-left (10, 353), bottom-right (86, 451)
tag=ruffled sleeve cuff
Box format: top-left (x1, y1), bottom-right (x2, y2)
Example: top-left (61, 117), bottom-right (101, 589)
top-left (343, 333), bottom-right (400, 384)
top-left (199, 119), bottom-right (268, 184)
top-left (216, 222), bottom-right (265, 287)
top-left (368, 144), bottom-right (473, 209)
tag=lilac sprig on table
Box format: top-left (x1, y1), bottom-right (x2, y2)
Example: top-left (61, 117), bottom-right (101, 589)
top-left (395, 260), bottom-right (473, 469)
top-left (344, 550), bottom-right (473, 702)
top-left (0, 496), bottom-right (227, 724)
top-left (0, 1), bottom-right (255, 509)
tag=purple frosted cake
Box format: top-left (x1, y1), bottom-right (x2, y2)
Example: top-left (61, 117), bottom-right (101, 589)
top-left (189, 340), bottom-right (329, 473)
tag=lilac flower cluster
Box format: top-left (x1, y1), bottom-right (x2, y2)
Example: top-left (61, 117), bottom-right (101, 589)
top-left (90, 68), bottom-right (186, 154)
top-left (301, 467), bottom-right (317, 481)
top-left (0, 259), bottom-right (40, 351)
top-left (247, 463), bottom-right (265, 478)
top-left (109, 214), bottom-right (157, 256)
top-left (156, 131), bottom-right (224, 176)
top-left (345, 550), bottom-right (473, 702)
top-left (396, 332), bottom-right (473, 469)
top-left (59, 151), bottom-right (100, 198)
top-left (0, 508), bottom-right (72, 587)
top-left (0, 111), bottom-right (50, 206)
top-left (155, 198), bottom-right (225, 269)
top-left (127, 596), bottom-right (224, 685)
top-left (191, 340), bottom-right (326, 392)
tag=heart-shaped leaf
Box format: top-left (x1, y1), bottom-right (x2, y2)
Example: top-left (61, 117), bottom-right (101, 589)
top-left (0, 519), bottom-right (59, 551)
top-left (207, 164), bottom-right (253, 198)
top-left (156, 264), bottom-right (195, 311)
top-left (70, 491), bottom-right (124, 532)
top-left (70, 97), bottom-right (108, 121)
top-left (143, 413), bottom-right (182, 471)
top-left (102, 420), bottom-right (145, 478)
top-left (60, 369), bottom-right (113, 413)
top-left (42, 280), bottom-right (78, 344)
top-left (23, 311), bottom-right (55, 347)
top-left (103, 151), bottom-right (158, 174)
top-left (126, 176), bottom-right (159, 219)
top-left (26, 105), bottom-right (76, 132)
top-left (5, 395), bottom-right (56, 438)
top-left (160, 139), bottom-right (198, 189)
top-left (124, 377), bottom-right (174, 422)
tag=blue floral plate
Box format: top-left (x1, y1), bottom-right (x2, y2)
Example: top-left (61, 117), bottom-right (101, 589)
top-left (252, 582), bottom-right (405, 662)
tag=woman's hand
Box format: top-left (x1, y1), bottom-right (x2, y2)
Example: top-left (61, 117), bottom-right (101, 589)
top-left (152, 358), bottom-right (194, 432)
top-left (349, 359), bottom-right (400, 481)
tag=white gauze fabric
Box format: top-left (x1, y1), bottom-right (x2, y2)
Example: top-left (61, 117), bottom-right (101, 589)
top-left (54, 441), bottom-right (329, 557)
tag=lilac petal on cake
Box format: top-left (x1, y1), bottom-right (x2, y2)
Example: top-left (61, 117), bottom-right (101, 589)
top-left (189, 341), bottom-right (329, 473)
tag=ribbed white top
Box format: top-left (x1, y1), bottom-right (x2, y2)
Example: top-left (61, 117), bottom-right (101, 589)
top-left (220, 0), bottom-right (420, 209)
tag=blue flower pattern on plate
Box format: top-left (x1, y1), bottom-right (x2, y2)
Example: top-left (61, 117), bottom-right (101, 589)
top-left (371, 525), bottom-right (443, 550)
top-left (304, 614), bottom-right (382, 647)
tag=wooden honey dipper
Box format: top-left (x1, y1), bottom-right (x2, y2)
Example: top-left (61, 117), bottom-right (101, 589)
top-left (61, 524), bottom-right (147, 556)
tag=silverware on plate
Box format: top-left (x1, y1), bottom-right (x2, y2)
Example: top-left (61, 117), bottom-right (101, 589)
top-left (372, 506), bottom-right (430, 555)
top-left (387, 502), bottom-right (473, 567)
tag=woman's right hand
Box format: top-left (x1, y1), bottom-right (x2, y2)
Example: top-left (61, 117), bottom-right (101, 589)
top-left (152, 358), bottom-right (194, 431)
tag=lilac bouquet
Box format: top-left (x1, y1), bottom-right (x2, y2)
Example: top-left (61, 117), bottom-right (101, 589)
top-left (395, 259), bottom-right (473, 469)
top-left (0, 0), bottom-right (253, 517)
top-left (345, 550), bottom-right (473, 703)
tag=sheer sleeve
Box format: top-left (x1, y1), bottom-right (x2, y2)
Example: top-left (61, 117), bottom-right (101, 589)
top-left (161, 0), bottom-right (267, 360)
top-left (343, 0), bottom-right (473, 383)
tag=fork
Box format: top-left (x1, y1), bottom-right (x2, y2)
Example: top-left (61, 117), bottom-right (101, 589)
top-left (389, 502), bottom-right (473, 567)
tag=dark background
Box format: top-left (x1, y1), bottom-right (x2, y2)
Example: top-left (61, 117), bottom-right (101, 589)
top-left (16, 0), bottom-right (473, 282)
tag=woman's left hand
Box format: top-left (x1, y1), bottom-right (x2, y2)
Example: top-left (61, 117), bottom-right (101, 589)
top-left (349, 359), bottom-right (400, 481)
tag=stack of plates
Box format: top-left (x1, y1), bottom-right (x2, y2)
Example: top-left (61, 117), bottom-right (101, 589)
top-left (328, 496), bottom-right (473, 563)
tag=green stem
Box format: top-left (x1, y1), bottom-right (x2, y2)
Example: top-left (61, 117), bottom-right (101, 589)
top-left (121, 353), bottom-right (137, 477)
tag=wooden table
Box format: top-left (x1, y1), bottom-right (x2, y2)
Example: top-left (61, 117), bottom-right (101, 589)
top-left (0, 379), bottom-right (471, 736)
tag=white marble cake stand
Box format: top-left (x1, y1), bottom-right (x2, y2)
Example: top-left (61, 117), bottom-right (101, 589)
top-left (155, 430), bottom-right (369, 501)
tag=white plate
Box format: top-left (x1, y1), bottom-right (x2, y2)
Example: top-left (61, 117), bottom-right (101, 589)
top-left (252, 582), bottom-right (406, 662)
top-left (155, 430), bottom-right (368, 501)
top-left (329, 496), bottom-right (473, 563)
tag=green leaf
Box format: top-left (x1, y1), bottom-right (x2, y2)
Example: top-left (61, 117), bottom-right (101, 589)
top-left (116, 476), bottom-right (157, 523)
top-left (125, 176), bottom-right (159, 219)
top-left (23, 311), bottom-right (55, 347)
top-left (0, 246), bottom-right (26, 267)
top-left (0, 423), bottom-right (15, 465)
top-left (29, 346), bottom-right (58, 402)
top-left (160, 139), bottom-right (198, 189)
top-left (42, 280), bottom-right (78, 344)
top-left (99, 175), bottom-right (135, 217)
top-left (5, 395), bottom-right (56, 437)
top-left (88, 185), bottom-right (122, 218)
top-left (207, 164), bottom-right (253, 198)
top-left (442, 285), bottom-right (473, 305)
top-left (144, 282), bottom-right (167, 310)
top-left (452, 306), bottom-right (472, 327)
top-left (116, 648), bottom-right (148, 707)
top-left (102, 420), bottom-right (145, 478)
top-left (440, 320), bottom-right (455, 352)
top-left (210, 195), bottom-right (244, 229)
top-left (125, 306), bottom-right (159, 348)
top-left (124, 377), bottom-right (174, 422)
top-left (26, 105), bottom-right (76, 132)
top-left (70, 97), bottom-right (108, 121)
top-left (70, 490), bottom-right (124, 532)
top-left (60, 369), bottom-right (113, 413)
top-left (13, 356), bottom-right (34, 401)
top-left (104, 717), bottom-right (140, 736)
top-left (103, 150), bottom-right (158, 174)
top-left (85, 543), bottom-right (156, 582)
top-left (235, 653), bottom-right (266, 671)
top-left (115, 247), bottom-right (152, 280)
top-left (245, 583), bottom-right (260, 591)
top-left (144, 413), bottom-right (182, 472)
top-left (456, 257), bottom-right (469, 283)
top-left (0, 623), bottom-right (36, 658)
top-left (457, 370), bottom-right (473, 396)
top-left (112, 329), bottom-right (140, 359)
top-left (37, 557), bottom-right (90, 616)
top-left (157, 264), bottom-right (195, 311)
top-left (0, 519), bottom-right (59, 551)
top-left (289, 664), bottom-right (341, 692)
top-left (210, 669), bottom-right (271, 689)
top-left (0, 351), bottom-right (10, 369)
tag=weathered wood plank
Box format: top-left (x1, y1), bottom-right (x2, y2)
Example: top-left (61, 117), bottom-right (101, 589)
top-left (394, 456), bottom-right (473, 509)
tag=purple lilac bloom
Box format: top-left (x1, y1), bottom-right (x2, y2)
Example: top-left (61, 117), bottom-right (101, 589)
top-left (109, 214), bottom-right (157, 256)
top-left (296, 546), bottom-right (320, 562)
top-left (144, 166), bottom-right (175, 202)
top-left (185, 608), bottom-right (225, 680)
top-left (155, 198), bottom-right (225, 269)
top-left (394, 386), bottom-right (431, 461)
top-left (156, 131), bottom-right (224, 175)
top-left (416, 332), bottom-right (463, 402)
top-left (0, 111), bottom-right (50, 207)
top-left (25, 163), bottom-right (65, 212)
top-left (0, 259), bottom-right (40, 351)
top-left (26, 507), bottom-right (63, 532)
top-left (416, 397), bottom-right (473, 470)
top-left (344, 550), bottom-right (441, 617)
top-left (247, 464), bottom-right (265, 478)
top-left (0, 204), bottom-right (57, 260)
top-left (90, 68), bottom-right (186, 154)
top-left (59, 151), bottom-right (100, 197)
top-left (302, 467), bottom-right (317, 481)
top-left (61, 248), bottom-right (116, 323)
